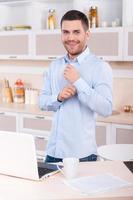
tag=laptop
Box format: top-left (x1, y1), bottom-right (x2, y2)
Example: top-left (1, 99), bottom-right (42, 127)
top-left (0, 131), bottom-right (62, 181)
top-left (124, 161), bottom-right (133, 173)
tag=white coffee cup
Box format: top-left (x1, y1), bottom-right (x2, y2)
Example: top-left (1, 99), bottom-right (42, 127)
top-left (59, 157), bottom-right (79, 179)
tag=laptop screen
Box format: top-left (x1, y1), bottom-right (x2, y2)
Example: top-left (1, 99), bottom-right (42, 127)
top-left (0, 131), bottom-right (62, 181)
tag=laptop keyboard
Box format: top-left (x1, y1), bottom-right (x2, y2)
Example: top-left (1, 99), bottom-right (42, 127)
top-left (38, 167), bottom-right (54, 178)
top-left (124, 161), bottom-right (133, 173)
top-left (37, 162), bottom-right (59, 178)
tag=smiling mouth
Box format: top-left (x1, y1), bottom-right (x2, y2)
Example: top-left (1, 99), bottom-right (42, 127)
top-left (66, 42), bottom-right (78, 47)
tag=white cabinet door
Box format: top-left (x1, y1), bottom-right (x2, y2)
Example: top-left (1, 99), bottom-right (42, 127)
top-left (0, 111), bottom-right (19, 132)
top-left (19, 113), bottom-right (52, 160)
top-left (35, 135), bottom-right (48, 161)
top-left (124, 27), bottom-right (133, 61)
top-left (112, 124), bottom-right (133, 144)
top-left (19, 113), bottom-right (52, 137)
top-left (0, 31), bottom-right (33, 59)
top-left (88, 28), bottom-right (123, 61)
top-left (34, 30), bottom-right (66, 60)
top-left (96, 122), bottom-right (112, 146)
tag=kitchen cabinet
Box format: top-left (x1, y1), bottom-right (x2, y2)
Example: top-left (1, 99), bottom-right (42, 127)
top-left (34, 30), bottom-right (66, 60)
top-left (19, 113), bottom-right (52, 158)
top-left (19, 113), bottom-right (52, 137)
top-left (35, 135), bottom-right (48, 161)
top-left (34, 28), bottom-right (123, 61)
top-left (96, 121), bottom-right (133, 146)
top-left (0, 111), bottom-right (19, 132)
top-left (0, 0), bottom-right (132, 61)
top-left (96, 122), bottom-right (112, 146)
top-left (0, 31), bottom-right (33, 60)
top-left (112, 123), bottom-right (133, 144)
top-left (0, 104), bottom-right (133, 158)
top-left (0, 28), bottom-right (126, 61)
top-left (124, 27), bottom-right (133, 61)
top-left (88, 28), bottom-right (123, 61)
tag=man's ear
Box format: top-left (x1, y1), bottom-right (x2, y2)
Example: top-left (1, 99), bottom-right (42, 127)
top-left (86, 30), bottom-right (90, 38)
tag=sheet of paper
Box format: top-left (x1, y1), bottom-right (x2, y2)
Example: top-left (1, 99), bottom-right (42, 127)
top-left (65, 173), bottom-right (132, 195)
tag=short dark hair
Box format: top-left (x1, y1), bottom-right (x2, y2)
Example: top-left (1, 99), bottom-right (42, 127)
top-left (60, 10), bottom-right (89, 31)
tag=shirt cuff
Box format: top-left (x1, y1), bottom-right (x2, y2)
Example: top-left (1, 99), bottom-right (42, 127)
top-left (52, 95), bottom-right (63, 106)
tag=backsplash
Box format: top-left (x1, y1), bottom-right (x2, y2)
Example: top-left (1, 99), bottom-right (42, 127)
top-left (0, 60), bottom-right (133, 111)
top-left (113, 78), bottom-right (133, 111)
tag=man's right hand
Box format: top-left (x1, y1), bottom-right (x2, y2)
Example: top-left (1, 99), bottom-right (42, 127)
top-left (57, 85), bottom-right (76, 102)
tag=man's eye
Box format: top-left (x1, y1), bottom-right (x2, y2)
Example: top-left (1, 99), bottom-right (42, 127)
top-left (62, 31), bottom-right (69, 34)
top-left (74, 31), bottom-right (80, 34)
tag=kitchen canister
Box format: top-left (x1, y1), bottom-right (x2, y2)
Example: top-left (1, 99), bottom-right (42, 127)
top-left (14, 79), bottom-right (25, 103)
top-left (25, 88), bottom-right (39, 105)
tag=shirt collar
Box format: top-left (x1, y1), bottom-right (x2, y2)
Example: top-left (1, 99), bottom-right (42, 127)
top-left (64, 47), bottom-right (90, 65)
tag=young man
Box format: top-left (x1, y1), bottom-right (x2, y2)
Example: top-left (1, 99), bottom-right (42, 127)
top-left (39, 10), bottom-right (113, 163)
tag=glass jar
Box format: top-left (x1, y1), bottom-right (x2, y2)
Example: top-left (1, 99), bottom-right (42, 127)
top-left (47, 9), bottom-right (57, 30)
top-left (89, 6), bottom-right (99, 28)
top-left (14, 79), bottom-right (25, 103)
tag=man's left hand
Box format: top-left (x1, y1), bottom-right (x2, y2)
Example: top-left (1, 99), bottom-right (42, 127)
top-left (64, 64), bottom-right (80, 83)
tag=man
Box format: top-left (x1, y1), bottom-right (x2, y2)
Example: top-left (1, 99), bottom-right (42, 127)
top-left (39, 10), bottom-right (113, 163)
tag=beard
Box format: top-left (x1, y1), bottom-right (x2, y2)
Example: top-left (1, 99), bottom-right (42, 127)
top-left (63, 41), bottom-right (86, 58)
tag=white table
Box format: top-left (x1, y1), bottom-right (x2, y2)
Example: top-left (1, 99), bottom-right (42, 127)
top-left (0, 161), bottom-right (133, 200)
top-left (97, 144), bottom-right (133, 161)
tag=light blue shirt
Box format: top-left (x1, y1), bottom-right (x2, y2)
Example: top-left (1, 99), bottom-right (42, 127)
top-left (39, 47), bottom-right (113, 159)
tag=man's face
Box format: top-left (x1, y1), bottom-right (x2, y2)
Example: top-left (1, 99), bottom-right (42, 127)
top-left (61, 20), bottom-right (89, 59)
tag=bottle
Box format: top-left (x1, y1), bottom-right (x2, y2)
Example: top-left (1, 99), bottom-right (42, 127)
top-left (25, 88), bottom-right (31, 104)
top-left (89, 6), bottom-right (99, 28)
top-left (14, 79), bottom-right (25, 103)
top-left (47, 9), bottom-right (57, 30)
top-left (30, 89), bottom-right (39, 105)
top-left (2, 79), bottom-right (13, 103)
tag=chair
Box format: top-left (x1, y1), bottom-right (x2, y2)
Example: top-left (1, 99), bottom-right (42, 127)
top-left (97, 144), bottom-right (133, 161)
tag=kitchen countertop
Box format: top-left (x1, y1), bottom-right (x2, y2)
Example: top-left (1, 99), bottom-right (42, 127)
top-left (0, 102), bottom-right (133, 125)
top-left (0, 102), bottom-right (52, 116)
top-left (98, 112), bottom-right (133, 125)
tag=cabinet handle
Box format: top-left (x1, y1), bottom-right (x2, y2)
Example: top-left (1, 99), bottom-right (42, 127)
top-left (48, 56), bottom-right (57, 60)
top-left (100, 57), bottom-right (104, 60)
top-left (35, 116), bottom-right (45, 119)
top-left (36, 136), bottom-right (49, 140)
top-left (8, 56), bottom-right (17, 59)
top-left (0, 112), bottom-right (5, 115)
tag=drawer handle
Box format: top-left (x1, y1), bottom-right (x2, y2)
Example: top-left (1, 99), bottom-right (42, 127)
top-left (0, 112), bottom-right (5, 115)
top-left (36, 136), bottom-right (49, 140)
top-left (35, 116), bottom-right (45, 119)
top-left (48, 56), bottom-right (57, 60)
top-left (9, 56), bottom-right (17, 58)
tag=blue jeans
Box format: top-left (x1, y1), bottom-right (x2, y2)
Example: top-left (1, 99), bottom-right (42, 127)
top-left (45, 154), bottom-right (97, 163)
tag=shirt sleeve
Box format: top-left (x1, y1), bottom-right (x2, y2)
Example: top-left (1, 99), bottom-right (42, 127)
top-left (39, 67), bottom-right (62, 112)
top-left (73, 62), bottom-right (113, 117)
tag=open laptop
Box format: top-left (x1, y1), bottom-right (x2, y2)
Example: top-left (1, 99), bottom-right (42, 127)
top-left (0, 131), bottom-right (61, 181)
top-left (124, 161), bottom-right (133, 173)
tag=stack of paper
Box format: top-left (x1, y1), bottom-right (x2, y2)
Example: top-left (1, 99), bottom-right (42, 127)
top-left (65, 173), bottom-right (132, 195)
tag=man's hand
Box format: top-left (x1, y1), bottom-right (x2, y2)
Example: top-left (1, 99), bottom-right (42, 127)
top-left (57, 85), bottom-right (76, 102)
top-left (64, 64), bottom-right (80, 83)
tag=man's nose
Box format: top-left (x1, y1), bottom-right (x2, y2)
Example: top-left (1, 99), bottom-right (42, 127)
top-left (67, 33), bottom-right (75, 40)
